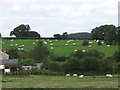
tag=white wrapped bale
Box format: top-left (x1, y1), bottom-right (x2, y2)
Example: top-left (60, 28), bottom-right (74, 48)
top-left (79, 75), bottom-right (84, 78)
top-left (106, 74), bottom-right (112, 77)
top-left (73, 74), bottom-right (77, 77)
top-left (66, 74), bottom-right (70, 77)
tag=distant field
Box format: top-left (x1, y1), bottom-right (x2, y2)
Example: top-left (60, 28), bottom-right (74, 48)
top-left (2, 75), bottom-right (118, 88)
top-left (1, 39), bottom-right (118, 57)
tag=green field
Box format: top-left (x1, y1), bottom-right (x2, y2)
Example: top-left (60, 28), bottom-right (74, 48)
top-left (1, 39), bottom-right (118, 56)
top-left (2, 75), bottom-right (118, 88)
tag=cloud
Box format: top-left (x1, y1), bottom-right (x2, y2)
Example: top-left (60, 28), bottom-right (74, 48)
top-left (0, 0), bottom-right (119, 37)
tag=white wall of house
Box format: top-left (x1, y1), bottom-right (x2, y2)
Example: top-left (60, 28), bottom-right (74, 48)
top-left (0, 50), bottom-right (9, 60)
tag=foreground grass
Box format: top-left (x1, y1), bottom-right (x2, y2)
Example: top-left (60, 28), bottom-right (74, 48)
top-left (2, 75), bottom-right (118, 88)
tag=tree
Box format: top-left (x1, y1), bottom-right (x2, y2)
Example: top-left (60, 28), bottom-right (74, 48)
top-left (28, 41), bottom-right (51, 63)
top-left (6, 47), bottom-right (19, 59)
top-left (48, 61), bottom-right (63, 72)
top-left (85, 49), bottom-right (105, 59)
top-left (18, 58), bottom-right (36, 66)
top-left (53, 32), bottom-right (68, 39)
top-left (10, 24), bottom-right (40, 38)
top-left (28, 31), bottom-right (40, 38)
top-left (6, 46), bottom-right (27, 60)
top-left (71, 50), bottom-right (85, 59)
top-left (116, 26), bottom-right (120, 45)
top-left (62, 32), bottom-right (68, 39)
top-left (98, 59), bottom-right (113, 74)
top-left (91, 25), bottom-right (117, 45)
top-left (53, 34), bottom-right (62, 39)
top-left (113, 51), bottom-right (120, 62)
top-left (63, 57), bottom-right (81, 73)
top-left (80, 56), bottom-right (99, 73)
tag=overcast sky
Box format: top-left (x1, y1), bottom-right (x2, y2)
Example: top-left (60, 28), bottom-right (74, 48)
top-left (0, 0), bottom-right (118, 37)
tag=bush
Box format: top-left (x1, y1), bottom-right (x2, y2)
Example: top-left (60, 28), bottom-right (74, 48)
top-left (5, 64), bottom-right (18, 72)
top-left (85, 49), bottom-right (105, 59)
top-left (82, 40), bottom-right (89, 46)
top-left (48, 61), bottom-right (63, 72)
top-left (28, 42), bottom-right (51, 63)
top-left (113, 51), bottom-right (120, 62)
top-left (80, 56), bottom-right (99, 73)
top-left (71, 50), bottom-right (85, 59)
top-left (63, 57), bottom-right (81, 73)
top-left (98, 59), bottom-right (113, 74)
top-left (18, 58), bottom-right (36, 67)
top-left (98, 41), bottom-right (102, 45)
top-left (53, 56), bottom-right (69, 61)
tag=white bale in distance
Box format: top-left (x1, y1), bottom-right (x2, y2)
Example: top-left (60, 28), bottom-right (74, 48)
top-left (96, 40), bottom-right (99, 42)
top-left (83, 50), bottom-right (85, 52)
top-left (50, 43), bottom-right (53, 45)
top-left (101, 41), bottom-right (104, 44)
top-left (44, 41), bottom-right (47, 44)
top-left (73, 43), bottom-right (76, 45)
top-left (89, 42), bottom-right (93, 44)
top-left (79, 75), bottom-right (84, 78)
top-left (106, 74), bottom-right (112, 77)
top-left (51, 47), bottom-right (53, 49)
top-left (66, 74), bottom-right (70, 76)
top-left (11, 44), bottom-right (13, 46)
top-left (15, 44), bottom-right (18, 45)
top-left (67, 41), bottom-right (70, 43)
top-left (88, 45), bottom-right (91, 48)
top-left (33, 43), bottom-right (35, 44)
top-left (22, 45), bottom-right (24, 47)
top-left (73, 74), bottom-right (77, 77)
top-left (75, 49), bottom-right (77, 52)
top-left (107, 45), bottom-right (110, 47)
top-left (65, 44), bottom-right (68, 45)
top-left (5, 69), bottom-right (11, 73)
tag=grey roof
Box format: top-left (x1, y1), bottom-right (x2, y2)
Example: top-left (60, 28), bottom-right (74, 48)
top-left (0, 59), bottom-right (18, 65)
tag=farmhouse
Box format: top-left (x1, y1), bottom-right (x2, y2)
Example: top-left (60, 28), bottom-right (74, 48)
top-left (0, 50), bottom-right (18, 66)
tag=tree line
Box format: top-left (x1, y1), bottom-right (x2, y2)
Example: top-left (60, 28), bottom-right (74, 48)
top-left (9, 24), bottom-right (120, 45)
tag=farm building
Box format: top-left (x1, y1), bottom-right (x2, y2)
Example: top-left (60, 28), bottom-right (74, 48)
top-left (0, 50), bottom-right (18, 66)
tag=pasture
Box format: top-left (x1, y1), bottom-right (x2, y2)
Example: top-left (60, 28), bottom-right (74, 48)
top-left (2, 75), bottom-right (118, 88)
top-left (1, 39), bottom-right (118, 56)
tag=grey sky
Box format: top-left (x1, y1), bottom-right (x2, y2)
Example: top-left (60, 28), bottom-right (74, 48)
top-left (0, 0), bottom-right (118, 37)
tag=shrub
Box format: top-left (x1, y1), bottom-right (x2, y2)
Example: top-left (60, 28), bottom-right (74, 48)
top-left (85, 49), bottom-right (105, 59)
top-left (18, 58), bottom-right (36, 67)
top-left (98, 41), bottom-right (102, 45)
top-left (48, 61), bottom-right (63, 72)
top-left (80, 56), bottom-right (99, 73)
top-left (28, 42), bottom-right (51, 63)
top-left (54, 56), bottom-right (69, 61)
top-left (113, 51), bottom-right (120, 62)
top-left (63, 57), bottom-right (81, 73)
top-left (71, 50), bottom-right (85, 59)
top-left (98, 59), bottom-right (113, 74)
top-left (5, 64), bottom-right (18, 72)
top-left (82, 40), bottom-right (89, 46)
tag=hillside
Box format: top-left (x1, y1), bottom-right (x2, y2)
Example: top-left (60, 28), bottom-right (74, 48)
top-left (67, 32), bottom-right (92, 39)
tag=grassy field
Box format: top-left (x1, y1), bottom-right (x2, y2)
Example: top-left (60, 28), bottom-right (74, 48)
top-left (2, 75), bottom-right (118, 88)
top-left (1, 39), bottom-right (118, 56)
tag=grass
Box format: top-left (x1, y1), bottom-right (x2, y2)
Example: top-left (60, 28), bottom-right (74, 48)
top-left (2, 39), bottom-right (119, 57)
top-left (2, 75), bottom-right (118, 88)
